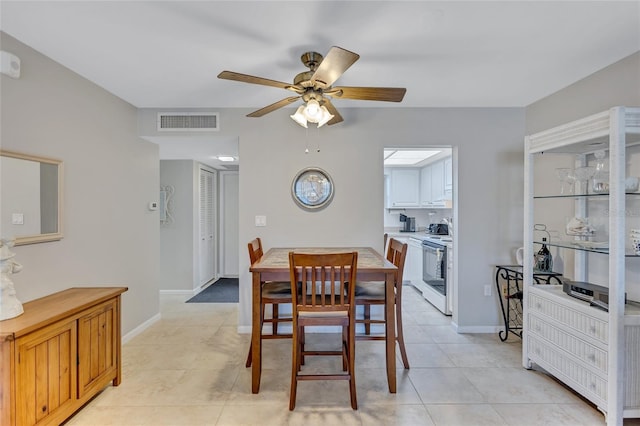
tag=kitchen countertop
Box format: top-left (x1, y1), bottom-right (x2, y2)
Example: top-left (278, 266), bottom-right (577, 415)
top-left (386, 230), bottom-right (453, 244)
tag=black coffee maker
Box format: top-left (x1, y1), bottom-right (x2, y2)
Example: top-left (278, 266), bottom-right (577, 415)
top-left (399, 214), bottom-right (416, 232)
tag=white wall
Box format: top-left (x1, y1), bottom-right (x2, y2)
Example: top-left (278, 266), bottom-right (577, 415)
top-left (0, 32), bottom-right (160, 335)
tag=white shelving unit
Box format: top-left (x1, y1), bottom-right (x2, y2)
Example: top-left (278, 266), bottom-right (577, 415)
top-left (523, 107), bottom-right (640, 426)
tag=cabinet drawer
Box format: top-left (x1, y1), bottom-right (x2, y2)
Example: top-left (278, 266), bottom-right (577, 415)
top-left (528, 314), bottom-right (607, 373)
top-left (529, 291), bottom-right (608, 344)
top-left (528, 334), bottom-right (607, 407)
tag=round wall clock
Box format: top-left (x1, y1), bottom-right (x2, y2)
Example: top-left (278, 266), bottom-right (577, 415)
top-left (291, 167), bottom-right (334, 210)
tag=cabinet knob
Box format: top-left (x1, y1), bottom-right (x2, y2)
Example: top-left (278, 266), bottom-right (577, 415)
top-left (41, 405), bottom-right (47, 413)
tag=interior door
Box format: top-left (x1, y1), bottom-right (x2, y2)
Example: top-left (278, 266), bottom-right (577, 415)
top-left (199, 168), bottom-right (216, 286)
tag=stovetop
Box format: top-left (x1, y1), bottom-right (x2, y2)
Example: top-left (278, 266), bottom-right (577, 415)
top-left (422, 233), bottom-right (453, 243)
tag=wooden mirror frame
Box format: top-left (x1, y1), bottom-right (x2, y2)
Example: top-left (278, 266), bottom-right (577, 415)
top-left (0, 150), bottom-right (64, 245)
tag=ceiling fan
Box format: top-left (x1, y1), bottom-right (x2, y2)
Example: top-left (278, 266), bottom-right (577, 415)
top-left (217, 46), bottom-right (406, 127)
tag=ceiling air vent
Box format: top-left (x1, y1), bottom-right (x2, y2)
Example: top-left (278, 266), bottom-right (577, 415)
top-left (157, 112), bottom-right (219, 131)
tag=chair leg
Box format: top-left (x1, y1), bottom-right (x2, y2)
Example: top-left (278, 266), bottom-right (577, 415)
top-left (348, 322), bottom-right (358, 410)
top-left (363, 304), bottom-right (371, 335)
top-left (396, 299), bottom-right (410, 369)
top-left (341, 326), bottom-right (348, 371)
top-left (246, 302), bottom-right (267, 368)
top-left (272, 304), bottom-right (279, 335)
top-left (289, 324), bottom-right (300, 411)
top-left (300, 326), bottom-right (305, 366)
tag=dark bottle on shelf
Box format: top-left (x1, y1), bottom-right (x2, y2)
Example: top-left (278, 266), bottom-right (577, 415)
top-left (535, 238), bottom-right (553, 272)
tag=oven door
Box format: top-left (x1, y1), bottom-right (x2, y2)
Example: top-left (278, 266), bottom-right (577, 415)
top-left (422, 241), bottom-right (447, 295)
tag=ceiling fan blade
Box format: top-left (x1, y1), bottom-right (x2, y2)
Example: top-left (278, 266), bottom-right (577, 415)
top-left (218, 70), bottom-right (293, 90)
top-left (330, 86), bottom-right (406, 102)
top-left (310, 46), bottom-right (360, 88)
top-left (322, 99), bottom-right (344, 126)
top-left (246, 96), bottom-right (300, 117)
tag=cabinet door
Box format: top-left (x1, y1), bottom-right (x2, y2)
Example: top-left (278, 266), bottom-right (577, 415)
top-left (420, 165), bottom-right (432, 206)
top-left (444, 157), bottom-right (452, 199)
top-left (389, 169), bottom-right (420, 207)
top-left (431, 160), bottom-right (445, 202)
top-left (406, 240), bottom-right (423, 285)
top-left (77, 299), bottom-right (118, 398)
top-left (16, 319), bottom-right (76, 426)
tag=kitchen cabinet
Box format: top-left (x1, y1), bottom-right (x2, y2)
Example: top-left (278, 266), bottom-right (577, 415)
top-left (420, 158), bottom-right (451, 207)
top-left (405, 237), bottom-right (423, 286)
top-left (0, 287), bottom-right (127, 426)
top-left (387, 168), bottom-right (420, 207)
top-left (444, 156), bottom-right (453, 199)
top-left (523, 106), bottom-right (640, 425)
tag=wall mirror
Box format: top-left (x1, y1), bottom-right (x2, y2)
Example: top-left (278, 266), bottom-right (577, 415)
top-left (0, 150), bottom-right (63, 245)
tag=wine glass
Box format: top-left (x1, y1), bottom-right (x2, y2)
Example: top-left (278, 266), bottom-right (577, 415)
top-left (574, 166), bottom-right (596, 195)
top-left (555, 168), bottom-right (572, 195)
top-left (594, 150), bottom-right (606, 173)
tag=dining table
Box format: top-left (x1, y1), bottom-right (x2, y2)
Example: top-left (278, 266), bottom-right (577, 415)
top-left (249, 246), bottom-right (398, 394)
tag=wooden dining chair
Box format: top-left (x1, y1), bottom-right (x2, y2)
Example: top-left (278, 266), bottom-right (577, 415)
top-left (355, 237), bottom-right (410, 369)
top-left (288, 251), bottom-right (358, 411)
top-left (245, 238), bottom-right (293, 368)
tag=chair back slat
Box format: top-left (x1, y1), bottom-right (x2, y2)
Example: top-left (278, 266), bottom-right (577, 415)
top-left (386, 238), bottom-right (408, 286)
top-left (248, 238), bottom-right (264, 264)
top-left (289, 252), bottom-right (358, 314)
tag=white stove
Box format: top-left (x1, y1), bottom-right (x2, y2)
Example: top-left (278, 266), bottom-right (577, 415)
top-left (412, 233), bottom-right (453, 315)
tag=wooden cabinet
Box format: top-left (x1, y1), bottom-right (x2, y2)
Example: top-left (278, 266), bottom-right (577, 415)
top-left (0, 287), bottom-right (127, 426)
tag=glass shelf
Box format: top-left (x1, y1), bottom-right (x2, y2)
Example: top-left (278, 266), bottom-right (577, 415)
top-left (534, 192), bottom-right (640, 200)
top-left (534, 239), bottom-right (640, 257)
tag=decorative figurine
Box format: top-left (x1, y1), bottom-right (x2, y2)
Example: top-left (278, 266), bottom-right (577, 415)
top-left (0, 238), bottom-right (24, 320)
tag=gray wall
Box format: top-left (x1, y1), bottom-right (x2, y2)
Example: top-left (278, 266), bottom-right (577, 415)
top-left (0, 32), bottom-right (160, 335)
top-left (186, 107), bottom-right (525, 332)
top-left (526, 52), bottom-right (640, 133)
top-left (159, 160), bottom-right (198, 291)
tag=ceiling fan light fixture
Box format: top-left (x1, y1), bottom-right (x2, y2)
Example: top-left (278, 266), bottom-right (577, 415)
top-left (303, 99), bottom-right (322, 121)
top-left (317, 106), bottom-right (334, 128)
top-left (290, 105), bottom-right (308, 128)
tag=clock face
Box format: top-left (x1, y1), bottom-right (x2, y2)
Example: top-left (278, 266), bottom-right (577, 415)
top-left (291, 168), bottom-right (334, 210)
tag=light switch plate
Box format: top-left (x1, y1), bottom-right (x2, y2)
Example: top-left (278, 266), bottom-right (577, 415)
top-left (12, 213), bottom-right (24, 225)
top-left (255, 215), bottom-right (267, 227)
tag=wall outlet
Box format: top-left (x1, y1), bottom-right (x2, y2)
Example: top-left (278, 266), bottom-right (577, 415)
top-left (255, 215), bottom-right (266, 227)
top-left (484, 285), bottom-right (492, 296)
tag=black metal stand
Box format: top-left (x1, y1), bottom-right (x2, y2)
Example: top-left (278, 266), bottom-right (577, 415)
top-left (495, 265), bottom-right (563, 342)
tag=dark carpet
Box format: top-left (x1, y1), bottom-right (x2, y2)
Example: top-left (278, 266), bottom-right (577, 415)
top-left (186, 278), bottom-right (239, 303)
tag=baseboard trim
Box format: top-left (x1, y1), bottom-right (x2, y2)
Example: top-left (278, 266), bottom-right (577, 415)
top-left (160, 289), bottom-right (196, 296)
top-left (453, 323), bottom-right (502, 334)
top-left (122, 313), bottom-right (160, 344)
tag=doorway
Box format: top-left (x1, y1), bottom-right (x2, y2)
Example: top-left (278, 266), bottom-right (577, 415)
top-left (199, 167), bottom-right (217, 286)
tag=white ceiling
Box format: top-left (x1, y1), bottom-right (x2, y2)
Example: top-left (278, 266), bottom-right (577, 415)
top-left (1, 1), bottom-right (639, 168)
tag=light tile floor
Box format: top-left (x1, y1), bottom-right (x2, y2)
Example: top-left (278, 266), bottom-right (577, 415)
top-left (65, 285), bottom-right (638, 426)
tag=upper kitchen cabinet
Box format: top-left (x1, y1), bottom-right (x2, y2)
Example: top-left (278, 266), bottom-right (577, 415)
top-left (420, 157), bottom-right (452, 207)
top-left (387, 168), bottom-right (421, 207)
top-left (444, 156), bottom-right (453, 199)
